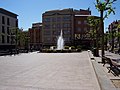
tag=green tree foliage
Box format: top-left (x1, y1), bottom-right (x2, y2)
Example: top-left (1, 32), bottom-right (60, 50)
top-left (95, 0), bottom-right (116, 19)
top-left (87, 16), bottom-right (100, 39)
top-left (10, 27), bottom-right (20, 45)
top-left (87, 16), bottom-right (100, 56)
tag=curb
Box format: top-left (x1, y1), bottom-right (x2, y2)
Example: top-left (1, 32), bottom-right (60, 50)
top-left (88, 51), bottom-right (116, 90)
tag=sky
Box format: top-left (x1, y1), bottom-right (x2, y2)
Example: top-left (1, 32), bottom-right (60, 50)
top-left (0, 0), bottom-right (120, 31)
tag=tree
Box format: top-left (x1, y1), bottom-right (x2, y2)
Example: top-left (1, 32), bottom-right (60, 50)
top-left (87, 16), bottom-right (100, 56)
top-left (22, 32), bottom-right (30, 50)
top-left (95, 0), bottom-right (117, 62)
top-left (107, 22), bottom-right (120, 52)
top-left (10, 27), bottom-right (21, 53)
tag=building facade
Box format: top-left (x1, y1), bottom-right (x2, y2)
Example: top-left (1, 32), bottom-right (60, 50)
top-left (0, 8), bottom-right (18, 50)
top-left (42, 8), bottom-right (92, 48)
top-left (42, 9), bottom-right (74, 47)
top-left (74, 15), bottom-right (91, 48)
top-left (74, 15), bottom-right (101, 49)
top-left (29, 23), bottom-right (42, 50)
top-left (108, 20), bottom-right (120, 53)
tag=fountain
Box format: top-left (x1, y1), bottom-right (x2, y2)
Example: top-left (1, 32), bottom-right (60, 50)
top-left (57, 30), bottom-right (64, 50)
top-left (41, 29), bottom-right (81, 53)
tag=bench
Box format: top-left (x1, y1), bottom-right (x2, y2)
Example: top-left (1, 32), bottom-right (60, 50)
top-left (102, 56), bottom-right (120, 76)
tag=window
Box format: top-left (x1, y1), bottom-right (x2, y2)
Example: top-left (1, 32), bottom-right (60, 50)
top-left (2, 16), bottom-right (5, 24)
top-left (2, 26), bottom-right (5, 33)
top-left (7, 27), bottom-right (10, 34)
top-left (2, 35), bottom-right (5, 43)
top-left (84, 20), bottom-right (87, 24)
top-left (7, 36), bottom-right (10, 43)
top-left (53, 37), bottom-right (57, 42)
top-left (63, 23), bottom-right (71, 28)
top-left (57, 17), bottom-right (61, 22)
top-left (63, 30), bottom-right (70, 35)
top-left (53, 31), bottom-right (57, 35)
top-left (78, 21), bottom-right (81, 24)
top-left (77, 28), bottom-right (81, 31)
top-left (84, 28), bottom-right (87, 32)
top-left (44, 18), bottom-right (51, 22)
top-left (44, 31), bottom-right (51, 35)
top-left (57, 24), bottom-right (61, 29)
top-left (7, 18), bottom-right (10, 25)
top-left (44, 37), bottom-right (51, 41)
top-left (16, 20), bottom-right (18, 27)
top-left (63, 16), bottom-right (71, 21)
top-left (52, 17), bottom-right (56, 22)
top-left (52, 24), bottom-right (56, 28)
top-left (63, 23), bottom-right (67, 28)
top-left (44, 24), bottom-right (51, 29)
top-left (64, 37), bottom-right (70, 41)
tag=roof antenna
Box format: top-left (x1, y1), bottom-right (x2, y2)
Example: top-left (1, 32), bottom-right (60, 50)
top-left (88, 7), bottom-right (90, 11)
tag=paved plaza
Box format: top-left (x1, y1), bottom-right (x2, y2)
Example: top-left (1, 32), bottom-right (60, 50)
top-left (0, 51), bottom-right (100, 90)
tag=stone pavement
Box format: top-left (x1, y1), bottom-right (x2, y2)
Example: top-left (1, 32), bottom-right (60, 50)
top-left (89, 50), bottom-right (120, 90)
top-left (99, 50), bottom-right (120, 59)
top-left (0, 51), bottom-right (100, 90)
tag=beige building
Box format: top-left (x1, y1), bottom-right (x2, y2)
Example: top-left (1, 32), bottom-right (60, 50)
top-left (0, 8), bottom-right (18, 50)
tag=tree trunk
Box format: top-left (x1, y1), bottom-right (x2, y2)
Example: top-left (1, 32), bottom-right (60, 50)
top-left (100, 10), bottom-right (105, 62)
top-left (96, 27), bottom-right (99, 57)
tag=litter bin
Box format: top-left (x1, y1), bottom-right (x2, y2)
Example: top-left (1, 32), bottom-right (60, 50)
top-left (93, 48), bottom-right (97, 56)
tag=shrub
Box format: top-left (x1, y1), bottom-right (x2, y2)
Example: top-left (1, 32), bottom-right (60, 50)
top-left (46, 49), bottom-right (54, 53)
top-left (71, 46), bottom-right (75, 49)
top-left (76, 45), bottom-right (81, 52)
top-left (53, 50), bottom-right (57, 53)
top-left (64, 46), bottom-right (69, 49)
top-left (77, 45), bottom-right (81, 49)
top-left (60, 50), bottom-right (65, 53)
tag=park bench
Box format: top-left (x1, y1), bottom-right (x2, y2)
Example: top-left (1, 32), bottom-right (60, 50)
top-left (102, 56), bottom-right (120, 76)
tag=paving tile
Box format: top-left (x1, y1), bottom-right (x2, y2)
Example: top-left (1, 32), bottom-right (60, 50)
top-left (0, 51), bottom-right (100, 90)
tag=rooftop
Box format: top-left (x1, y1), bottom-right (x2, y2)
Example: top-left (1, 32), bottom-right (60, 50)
top-left (0, 8), bottom-right (18, 18)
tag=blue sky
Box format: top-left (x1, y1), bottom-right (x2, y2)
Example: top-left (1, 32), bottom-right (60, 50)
top-left (0, 0), bottom-right (120, 31)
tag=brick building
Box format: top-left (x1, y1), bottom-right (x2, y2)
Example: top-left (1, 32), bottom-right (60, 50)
top-left (42, 8), bottom-right (93, 48)
top-left (29, 23), bottom-right (42, 50)
top-left (74, 15), bottom-right (91, 48)
top-left (108, 20), bottom-right (120, 52)
top-left (42, 9), bottom-right (74, 47)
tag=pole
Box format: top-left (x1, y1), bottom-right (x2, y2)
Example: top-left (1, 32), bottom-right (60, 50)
top-left (100, 10), bottom-right (105, 62)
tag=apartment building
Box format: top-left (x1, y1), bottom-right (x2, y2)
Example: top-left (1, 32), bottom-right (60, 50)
top-left (0, 8), bottom-right (18, 50)
top-left (74, 15), bottom-right (90, 47)
top-left (108, 20), bottom-right (120, 52)
top-left (74, 15), bottom-right (101, 48)
top-left (42, 8), bottom-right (91, 47)
top-left (29, 23), bottom-right (42, 50)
